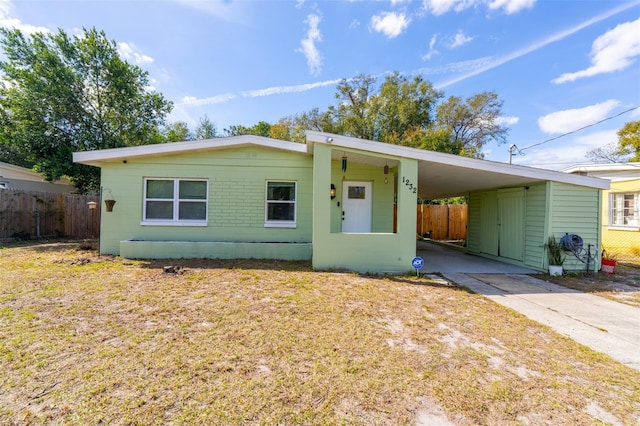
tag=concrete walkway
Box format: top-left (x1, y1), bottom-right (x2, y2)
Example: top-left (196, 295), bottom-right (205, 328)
top-left (445, 273), bottom-right (640, 371)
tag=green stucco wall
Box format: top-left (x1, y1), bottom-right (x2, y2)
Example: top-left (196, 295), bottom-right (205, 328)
top-left (312, 143), bottom-right (417, 273)
top-left (97, 146), bottom-right (313, 259)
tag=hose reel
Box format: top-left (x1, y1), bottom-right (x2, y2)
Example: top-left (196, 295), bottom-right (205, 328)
top-left (561, 233), bottom-right (583, 256)
top-left (560, 233), bottom-right (597, 273)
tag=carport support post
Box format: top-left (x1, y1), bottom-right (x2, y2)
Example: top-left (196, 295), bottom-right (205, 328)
top-left (311, 144), bottom-right (333, 268)
top-left (396, 158), bottom-right (419, 264)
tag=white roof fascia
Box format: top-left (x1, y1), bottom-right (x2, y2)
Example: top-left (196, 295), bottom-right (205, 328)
top-left (561, 163), bottom-right (640, 174)
top-left (306, 131), bottom-right (610, 190)
top-left (73, 135), bottom-right (309, 167)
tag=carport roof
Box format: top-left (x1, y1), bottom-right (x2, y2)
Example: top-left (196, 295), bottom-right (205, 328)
top-left (305, 131), bottom-right (610, 199)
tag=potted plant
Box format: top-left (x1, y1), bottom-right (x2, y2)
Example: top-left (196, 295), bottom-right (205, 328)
top-left (546, 235), bottom-right (564, 276)
top-left (601, 248), bottom-right (617, 274)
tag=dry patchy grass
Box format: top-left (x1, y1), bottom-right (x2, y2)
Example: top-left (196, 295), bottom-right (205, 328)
top-left (1, 241), bottom-right (639, 425)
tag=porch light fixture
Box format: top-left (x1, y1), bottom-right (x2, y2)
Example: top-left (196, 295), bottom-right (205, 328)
top-left (384, 161), bottom-right (389, 175)
top-left (330, 184), bottom-right (336, 199)
top-left (87, 201), bottom-right (97, 210)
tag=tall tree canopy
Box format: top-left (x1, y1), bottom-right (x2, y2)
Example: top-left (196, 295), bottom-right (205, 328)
top-left (0, 27), bottom-right (172, 192)
top-left (195, 115), bottom-right (217, 140)
top-left (586, 120), bottom-right (640, 163)
top-left (277, 72), bottom-right (509, 159)
top-left (618, 120), bottom-right (640, 162)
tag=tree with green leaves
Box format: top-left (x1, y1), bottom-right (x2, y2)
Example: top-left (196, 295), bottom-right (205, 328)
top-left (274, 73), bottom-right (508, 159)
top-left (195, 115), bottom-right (217, 140)
top-left (163, 121), bottom-right (193, 142)
top-left (328, 72), bottom-right (443, 144)
top-left (223, 121), bottom-right (272, 138)
top-left (433, 91), bottom-right (509, 159)
top-left (0, 27), bottom-right (172, 192)
top-left (618, 120), bottom-right (639, 162)
top-left (586, 120), bottom-right (639, 163)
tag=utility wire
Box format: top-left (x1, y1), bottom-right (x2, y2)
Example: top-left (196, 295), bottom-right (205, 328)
top-left (508, 105), bottom-right (639, 163)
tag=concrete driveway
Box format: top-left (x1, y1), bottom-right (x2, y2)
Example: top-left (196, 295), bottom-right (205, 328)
top-left (416, 241), bottom-right (639, 370)
top-left (445, 272), bottom-right (640, 371)
top-left (417, 240), bottom-right (538, 274)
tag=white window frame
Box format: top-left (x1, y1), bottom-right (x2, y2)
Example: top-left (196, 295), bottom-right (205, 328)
top-left (264, 180), bottom-right (297, 228)
top-left (142, 178), bottom-right (208, 226)
top-left (609, 192), bottom-right (639, 230)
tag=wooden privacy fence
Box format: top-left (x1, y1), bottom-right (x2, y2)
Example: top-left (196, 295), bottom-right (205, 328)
top-left (417, 204), bottom-right (468, 240)
top-left (0, 189), bottom-right (99, 241)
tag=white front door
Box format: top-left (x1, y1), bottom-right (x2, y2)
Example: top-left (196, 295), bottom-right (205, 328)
top-left (342, 181), bottom-right (372, 233)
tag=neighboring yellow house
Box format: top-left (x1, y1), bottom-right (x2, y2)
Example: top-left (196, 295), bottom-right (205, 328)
top-left (563, 163), bottom-right (640, 260)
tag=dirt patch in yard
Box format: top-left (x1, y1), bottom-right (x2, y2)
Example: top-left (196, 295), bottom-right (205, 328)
top-left (1, 241), bottom-right (639, 425)
top-left (533, 262), bottom-right (640, 308)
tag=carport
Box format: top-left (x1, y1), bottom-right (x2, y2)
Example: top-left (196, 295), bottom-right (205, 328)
top-left (307, 131), bottom-right (610, 273)
top-left (417, 241), bottom-right (537, 274)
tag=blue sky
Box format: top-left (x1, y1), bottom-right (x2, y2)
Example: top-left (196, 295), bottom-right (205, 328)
top-left (1, 0), bottom-right (639, 169)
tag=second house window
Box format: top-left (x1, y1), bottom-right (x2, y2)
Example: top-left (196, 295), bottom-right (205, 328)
top-left (265, 181), bottom-right (296, 227)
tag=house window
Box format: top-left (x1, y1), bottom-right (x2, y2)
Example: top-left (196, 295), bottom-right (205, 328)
top-left (265, 181), bottom-right (296, 227)
top-left (143, 178), bottom-right (208, 226)
top-left (610, 192), bottom-right (639, 228)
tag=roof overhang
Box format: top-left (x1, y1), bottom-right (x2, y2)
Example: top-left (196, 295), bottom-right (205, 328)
top-left (73, 135), bottom-right (309, 167)
top-left (306, 131), bottom-right (610, 199)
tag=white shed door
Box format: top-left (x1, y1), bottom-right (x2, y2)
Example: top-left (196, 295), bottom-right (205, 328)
top-left (342, 181), bottom-right (372, 233)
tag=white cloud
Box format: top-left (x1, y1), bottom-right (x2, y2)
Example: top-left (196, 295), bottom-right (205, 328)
top-left (552, 18), bottom-right (640, 84)
top-left (434, 1), bottom-right (638, 89)
top-left (391, 0), bottom-right (409, 5)
top-left (488, 0), bottom-right (536, 15)
top-left (0, 0), bottom-right (49, 34)
top-left (370, 12), bottom-right (410, 38)
top-left (422, 0), bottom-right (467, 16)
top-left (515, 129), bottom-right (618, 169)
top-left (117, 42), bottom-right (154, 65)
top-left (242, 78), bottom-right (342, 97)
top-left (297, 14), bottom-right (323, 76)
top-left (450, 30), bottom-right (473, 48)
top-left (178, 93), bottom-right (238, 107)
top-left (423, 0), bottom-right (536, 15)
top-left (422, 34), bottom-right (439, 60)
top-left (349, 19), bottom-right (361, 29)
top-left (497, 116), bottom-right (519, 125)
top-left (420, 56), bottom-right (494, 76)
top-left (538, 100), bottom-right (620, 134)
top-left (177, 78), bottom-right (342, 107)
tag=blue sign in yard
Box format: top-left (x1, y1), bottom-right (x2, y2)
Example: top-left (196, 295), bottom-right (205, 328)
top-left (411, 256), bottom-right (424, 270)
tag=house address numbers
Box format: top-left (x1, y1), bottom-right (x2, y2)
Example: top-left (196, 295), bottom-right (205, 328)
top-left (401, 176), bottom-right (417, 194)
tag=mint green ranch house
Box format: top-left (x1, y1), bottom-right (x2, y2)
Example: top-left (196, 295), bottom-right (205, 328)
top-left (73, 131), bottom-right (609, 273)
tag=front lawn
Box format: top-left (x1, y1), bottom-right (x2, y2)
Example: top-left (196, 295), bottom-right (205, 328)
top-left (1, 241), bottom-right (638, 425)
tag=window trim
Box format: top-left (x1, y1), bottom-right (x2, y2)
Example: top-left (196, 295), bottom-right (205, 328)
top-left (141, 178), bottom-right (208, 226)
top-left (608, 191), bottom-right (639, 229)
top-left (264, 180), bottom-right (297, 228)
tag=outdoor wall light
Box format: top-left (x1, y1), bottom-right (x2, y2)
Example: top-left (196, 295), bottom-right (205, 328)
top-left (87, 201), bottom-right (97, 210)
top-left (330, 183), bottom-right (336, 199)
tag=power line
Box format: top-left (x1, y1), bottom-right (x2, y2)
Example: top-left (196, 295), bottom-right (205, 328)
top-left (508, 105), bottom-right (639, 163)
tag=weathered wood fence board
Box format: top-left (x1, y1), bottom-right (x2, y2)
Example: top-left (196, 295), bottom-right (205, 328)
top-left (417, 204), bottom-right (467, 240)
top-left (0, 189), bottom-right (99, 241)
